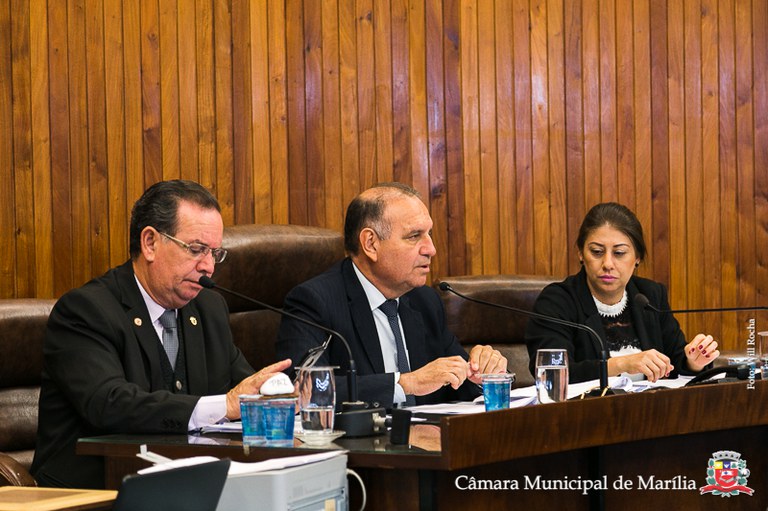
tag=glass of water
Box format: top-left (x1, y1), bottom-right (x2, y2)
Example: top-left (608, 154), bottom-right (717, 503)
top-left (758, 331), bottom-right (768, 370)
top-left (481, 374), bottom-right (514, 411)
top-left (297, 366), bottom-right (336, 436)
top-left (535, 349), bottom-right (569, 404)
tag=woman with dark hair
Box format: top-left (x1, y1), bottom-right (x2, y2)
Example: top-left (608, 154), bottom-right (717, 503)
top-left (525, 202), bottom-right (719, 383)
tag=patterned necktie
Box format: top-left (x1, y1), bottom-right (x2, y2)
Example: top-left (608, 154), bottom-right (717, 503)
top-left (159, 309), bottom-right (179, 370)
top-left (379, 299), bottom-right (416, 406)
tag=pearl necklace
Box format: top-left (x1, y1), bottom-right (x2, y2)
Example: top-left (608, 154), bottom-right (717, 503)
top-left (593, 290), bottom-right (628, 318)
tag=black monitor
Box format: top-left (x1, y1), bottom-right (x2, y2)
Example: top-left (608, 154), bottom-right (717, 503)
top-left (111, 459), bottom-right (231, 511)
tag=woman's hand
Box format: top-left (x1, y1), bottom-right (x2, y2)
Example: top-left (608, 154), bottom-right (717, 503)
top-left (684, 334), bottom-right (719, 372)
top-left (607, 349), bottom-right (673, 382)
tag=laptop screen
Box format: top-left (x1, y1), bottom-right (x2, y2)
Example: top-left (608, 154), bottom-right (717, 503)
top-left (111, 459), bottom-right (231, 511)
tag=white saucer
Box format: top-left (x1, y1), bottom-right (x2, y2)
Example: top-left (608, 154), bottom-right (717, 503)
top-left (295, 430), bottom-right (345, 446)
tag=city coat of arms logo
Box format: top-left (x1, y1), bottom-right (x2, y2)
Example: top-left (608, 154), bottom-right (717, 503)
top-left (699, 450), bottom-right (754, 497)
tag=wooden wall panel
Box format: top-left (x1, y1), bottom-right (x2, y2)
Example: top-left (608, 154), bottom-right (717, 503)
top-left (30, 0), bottom-right (53, 298)
top-left (321, 0), bottom-right (342, 230)
top-left (0, 0), bottom-right (13, 298)
top-left (11, 0), bottom-right (34, 299)
top-left (700, 0), bottom-right (722, 339)
top-left (719, 0), bottom-right (739, 344)
top-left (756, 0), bottom-right (768, 325)
top-left (495, 0), bottom-right (516, 276)
top-left (633, 0), bottom-right (652, 283)
top-left (3, 0), bottom-right (768, 352)
top-left (513, 0), bottom-right (534, 275)
top-left (104, 0), bottom-right (129, 272)
top-left (425, 0), bottom-right (448, 282)
top-left (563, 0), bottom-right (585, 275)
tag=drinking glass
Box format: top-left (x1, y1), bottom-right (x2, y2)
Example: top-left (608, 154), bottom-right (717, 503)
top-left (535, 349), bottom-right (569, 403)
top-left (262, 397), bottom-right (297, 446)
top-left (239, 394), bottom-right (265, 445)
top-left (481, 374), bottom-right (514, 411)
top-left (758, 331), bottom-right (768, 369)
top-left (297, 366), bottom-right (336, 436)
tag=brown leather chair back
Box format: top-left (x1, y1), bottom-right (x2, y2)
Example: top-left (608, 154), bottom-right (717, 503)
top-left (435, 275), bottom-right (559, 387)
top-left (0, 299), bottom-right (55, 485)
top-left (214, 224), bottom-right (345, 371)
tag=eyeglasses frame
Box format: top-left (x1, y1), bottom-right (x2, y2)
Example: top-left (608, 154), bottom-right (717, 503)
top-left (159, 231), bottom-right (228, 264)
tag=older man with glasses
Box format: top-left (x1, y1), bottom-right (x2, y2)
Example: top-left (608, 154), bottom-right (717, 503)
top-left (31, 180), bottom-right (291, 489)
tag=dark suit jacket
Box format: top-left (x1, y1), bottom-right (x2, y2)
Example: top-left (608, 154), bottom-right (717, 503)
top-left (31, 261), bottom-right (253, 489)
top-left (525, 268), bottom-right (699, 383)
top-left (276, 258), bottom-right (480, 408)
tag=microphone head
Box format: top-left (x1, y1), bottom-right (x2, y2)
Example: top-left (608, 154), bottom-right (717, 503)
top-left (198, 275), bottom-right (216, 289)
top-left (634, 293), bottom-right (650, 309)
top-left (438, 281), bottom-right (452, 292)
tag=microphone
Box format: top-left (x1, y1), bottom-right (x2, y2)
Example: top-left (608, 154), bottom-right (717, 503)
top-left (635, 293), bottom-right (767, 315)
top-left (684, 364), bottom-right (757, 387)
top-left (199, 275), bottom-right (359, 402)
top-left (199, 276), bottom-right (387, 437)
top-left (438, 282), bottom-right (613, 396)
top-left (634, 293), bottom-right (768, 385)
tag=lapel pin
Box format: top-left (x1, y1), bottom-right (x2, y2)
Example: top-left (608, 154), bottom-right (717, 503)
top-left (134, 318), bottom-right (142, 327)
top-left (190, 316), bottom-right (198, 326)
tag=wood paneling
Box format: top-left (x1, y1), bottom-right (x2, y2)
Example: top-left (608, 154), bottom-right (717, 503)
top-left (2, 0), bottom-right (768, 351)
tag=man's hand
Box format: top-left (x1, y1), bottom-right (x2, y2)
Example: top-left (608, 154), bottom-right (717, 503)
top-left (398, 356), bottom-right (471, 396)
top-left (467, 345), bottom-right (508, 384)
top-left (225, 359), bottom-right (293, 419)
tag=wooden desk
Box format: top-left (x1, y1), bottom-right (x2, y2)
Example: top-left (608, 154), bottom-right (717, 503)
top-left (0, 487), bottom-right (115, 511)
top-left (78, 380), bottom-right (768, 511)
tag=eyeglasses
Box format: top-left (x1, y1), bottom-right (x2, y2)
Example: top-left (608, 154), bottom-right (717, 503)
top-left (159, 232), bottom-right (228, 264)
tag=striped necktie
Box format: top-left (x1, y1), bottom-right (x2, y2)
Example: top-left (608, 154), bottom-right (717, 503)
top-left (379, 299), bottom-right (416, 406)
top-left (159, 309), bottom-right (179, 370)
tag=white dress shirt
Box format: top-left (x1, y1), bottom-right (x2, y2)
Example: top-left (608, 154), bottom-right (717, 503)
top-left (351, 263), bottom-right (411, 405)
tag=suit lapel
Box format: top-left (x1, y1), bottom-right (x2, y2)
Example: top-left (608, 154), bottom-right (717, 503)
top-left (342, 260), bottom-right (387, 373)
top-left (575, 270), bottom-right (608, 357)
top-left (115, 262), bottom-right (166, 390)
top-left (179, 302), bottom-right (208, 395)
top-left (397, 296), bottom-right (428, 370)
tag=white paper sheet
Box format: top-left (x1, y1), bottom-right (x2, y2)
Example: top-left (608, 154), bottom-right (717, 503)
top-left (137, 450), bottom-right (347, 476)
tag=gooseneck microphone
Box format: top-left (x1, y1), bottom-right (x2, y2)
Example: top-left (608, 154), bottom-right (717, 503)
top-left (635, 293), bottom-right (767, 386)
top-left (634, 293), bottom-right (767, 315)
top-left (200, 276), bottom-right (388, 437)
top-left (198, 276), bottom-right (358, 403)
top-left (438, 282), bottom-right (612, 395)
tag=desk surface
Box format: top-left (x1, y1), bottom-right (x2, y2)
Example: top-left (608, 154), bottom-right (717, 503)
top-left (78, 380), bottom-right (768, 510)
top-left (0, 487), bottom-right (116, 511)
top-left (79, 380), bottom-right (768, 469)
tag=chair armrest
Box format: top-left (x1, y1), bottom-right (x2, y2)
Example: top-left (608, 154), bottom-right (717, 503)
top-left (0, 453), bottom-right (36, 487)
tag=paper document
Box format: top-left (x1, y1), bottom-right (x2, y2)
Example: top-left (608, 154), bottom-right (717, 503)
top-left (471, 393), bottom-right (538, 408)
top-left (406, 393), bottom-right (536, 415)
top-left (199, 421), bottom-right (243, 434)
top-left (137, 450), bottom-right (347, 476)
top-left (566, 374), bottom-right (694, 398)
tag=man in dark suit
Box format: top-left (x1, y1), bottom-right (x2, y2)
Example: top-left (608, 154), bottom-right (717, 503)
top-left (31, 180), bottom-right (291, 488)
top-left (276, 182), bottom-right (507, 408)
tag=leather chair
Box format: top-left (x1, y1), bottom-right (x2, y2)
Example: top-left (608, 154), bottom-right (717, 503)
top-left (435, 274), bottom-right (559, 388)
top-left (213, 224), bottom-right (345, 371)
top-left (0, 299), bottom-right (55, 486)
